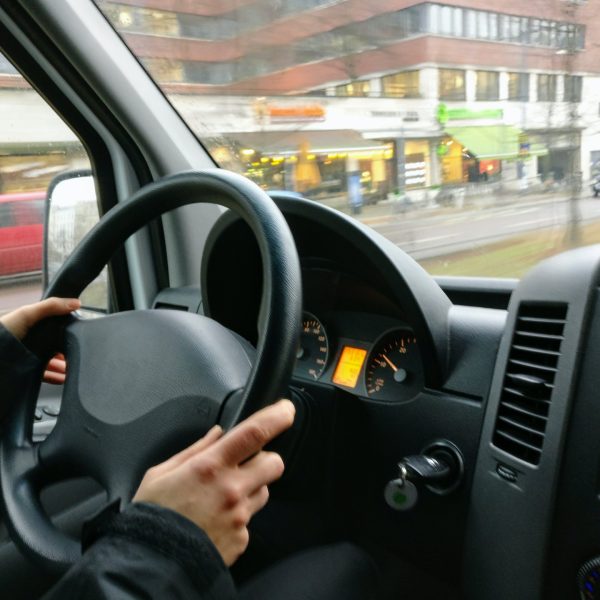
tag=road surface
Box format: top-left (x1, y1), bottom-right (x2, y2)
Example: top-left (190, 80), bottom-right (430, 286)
top-left (1, 194), bottom-right (599, 312)
top-left (359, 194), bottom-right (600, 259)
top-left (0, 278), bottom-right (42, 316)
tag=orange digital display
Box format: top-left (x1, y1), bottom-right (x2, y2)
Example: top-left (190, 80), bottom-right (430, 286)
top-left (332, 346), bottom-right (367, 389)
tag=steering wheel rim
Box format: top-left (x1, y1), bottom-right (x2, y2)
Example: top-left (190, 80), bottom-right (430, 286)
top-left (0, 169), bottom-right (302, 573)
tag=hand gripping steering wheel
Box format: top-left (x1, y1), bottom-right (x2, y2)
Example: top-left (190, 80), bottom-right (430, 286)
top-left (0, 170), bottom-right (302, 573)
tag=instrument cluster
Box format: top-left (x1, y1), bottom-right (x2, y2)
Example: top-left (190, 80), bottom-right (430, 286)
top-left (294, 310), bottom-right (424, 403)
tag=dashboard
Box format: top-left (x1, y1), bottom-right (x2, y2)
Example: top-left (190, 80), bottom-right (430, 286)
top-left (172, 193), bottom-right (600, 599)
top-left (13, 191), bottom-right (600, 600)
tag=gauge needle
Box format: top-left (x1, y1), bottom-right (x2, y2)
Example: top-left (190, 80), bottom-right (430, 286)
top-left (382, 354), bottom-right (398, 372)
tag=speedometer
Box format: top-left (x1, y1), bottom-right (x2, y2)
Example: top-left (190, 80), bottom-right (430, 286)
top-left (295, 312), bottom-right (329, 380)
top-left (365, 330), bottom-right (423, 401)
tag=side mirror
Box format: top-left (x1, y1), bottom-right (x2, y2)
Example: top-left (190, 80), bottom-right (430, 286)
top-left (44, 170), bottom-right (107, 311)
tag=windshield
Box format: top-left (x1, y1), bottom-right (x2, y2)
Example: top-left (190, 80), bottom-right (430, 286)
top-left (97, 1), bottom-right (598, 278)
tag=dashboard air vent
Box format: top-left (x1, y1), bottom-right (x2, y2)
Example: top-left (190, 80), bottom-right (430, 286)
top-left (492, 303), bottom-right (567, 465)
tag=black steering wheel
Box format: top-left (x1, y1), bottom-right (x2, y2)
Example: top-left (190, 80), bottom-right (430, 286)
top-left (0, 170), bottom-right (302, 574)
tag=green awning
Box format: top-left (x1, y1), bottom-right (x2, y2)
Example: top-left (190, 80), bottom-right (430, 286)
top-left (445, 126), bottom-right (547, 160)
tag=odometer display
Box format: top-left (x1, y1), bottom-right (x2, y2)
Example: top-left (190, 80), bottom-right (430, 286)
top-left (295, 312), bottom-right (329, 380)
top-left (365, 330), bottom-right (423, 401)
top-left (332, 346), bottom-right (367, 389)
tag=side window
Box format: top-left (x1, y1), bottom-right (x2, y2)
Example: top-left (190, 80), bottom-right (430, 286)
top-left (0, 50), bottom-right (105, 317)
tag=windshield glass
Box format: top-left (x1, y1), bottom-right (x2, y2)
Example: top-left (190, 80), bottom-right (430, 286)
top-left (94, 0), bottom-right (597, 278)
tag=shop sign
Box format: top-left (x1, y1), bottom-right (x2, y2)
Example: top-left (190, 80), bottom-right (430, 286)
top-left (254, 102), bottom-right (326, 122)
top-left (437, 103), bottom-right (503, 123)
top-left (370, 110), bottom-right (419, 122)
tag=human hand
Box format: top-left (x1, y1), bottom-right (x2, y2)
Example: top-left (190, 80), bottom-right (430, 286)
top-left (133, 398), bottom-right (296, 566)
top-left (1, 297), bottom-right (80, 384)
top-left (1, 297), bottom-right (80, 340)
top-left (43, 352), bottom-right (67, 385)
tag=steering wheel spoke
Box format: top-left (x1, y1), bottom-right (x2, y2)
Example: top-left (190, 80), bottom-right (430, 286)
top-left (0, 441), bottom-right (80, 573)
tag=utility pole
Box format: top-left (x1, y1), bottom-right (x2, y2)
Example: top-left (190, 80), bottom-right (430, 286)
top-left (559, 0), bottom-right (582, 246)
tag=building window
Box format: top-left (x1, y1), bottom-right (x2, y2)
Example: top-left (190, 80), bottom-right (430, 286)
top-left (439, 69), bottom-right (466, 101)
top-left (488, 13), bottom-right (498, 40)
top-left (335, 81), bottom-right (370, 97)
top-left (382, 71), bottom-right (420, 98)
top-left (142, 58), bottom-right (185, 83)
top-left (539, 20), bottom-right (551, 46)
top-left (507, 72), bottom-right (529, 101)
top-left (509, 16), bottom-right (521, 42)
top-left (101, 2), bottom-right (180, 36)
top-left (429, 5), bottom-right (462, 35)
top-left (564, 75), bottom-right (582, 102)
top-left (477, 11), bottom-right (489, 39)
top-left (434, 5), bottom-right (462, 36)
top-left (464, 10), bottom-right (477, 37)
top-left (538, 74), bottom-right (557, 101)
top-left (475, 70), bottom-right (499, 101)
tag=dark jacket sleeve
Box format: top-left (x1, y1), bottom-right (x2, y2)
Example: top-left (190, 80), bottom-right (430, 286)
top-left (42, 502), bottom-right (237, 600)
top-left (0, 323), bottom-right (43, 422)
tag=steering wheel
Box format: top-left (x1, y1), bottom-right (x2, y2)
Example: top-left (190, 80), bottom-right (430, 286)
top-left (0, 170), bottom-right (302, 574)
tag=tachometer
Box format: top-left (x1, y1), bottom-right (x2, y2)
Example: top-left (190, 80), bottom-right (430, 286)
top-left (295, 312), bottom-right (329, 380)
top-left (365, 330), bottom-right (423, 401)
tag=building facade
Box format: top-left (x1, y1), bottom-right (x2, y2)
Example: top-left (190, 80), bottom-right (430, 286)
top-left (2, 0), bottom-right (599, 202)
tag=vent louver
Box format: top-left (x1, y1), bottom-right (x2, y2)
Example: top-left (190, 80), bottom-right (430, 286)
top-left (492, 303), bottom-right (567, 465)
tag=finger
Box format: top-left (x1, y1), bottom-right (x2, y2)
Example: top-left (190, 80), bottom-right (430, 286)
top-left (43, 356), bottom-right (67, 385)
top-left (151, 425), bottom-right (223, 475)
top-left (45, 357), bottom-right (67, 375)
top-left (247, 485), bottom-right (270, 517)
top-left (21, 298), bottom-right (81, 327)
top-left (43, 369), bottom-right (66, 385)
top-left (215, 399), bottom-right (295, 466)
top-left (238, 451), bottom-right (285, 494)
top-left (2, 298), bottom-right (81, 340)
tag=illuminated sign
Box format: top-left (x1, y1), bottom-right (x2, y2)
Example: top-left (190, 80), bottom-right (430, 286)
top-left (332, 346), bottom-right (367, 389)
top-left (268, 105), bottom-right (325, 121)
top-left (437, 103), bottom-right (503, 123)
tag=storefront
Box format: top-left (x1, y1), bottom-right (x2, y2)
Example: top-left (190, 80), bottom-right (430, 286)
top-left (441, 125), bottom-right (525, 184)
top-left (228, 130), bottom-right (394, 202)
top-left (438, 125), bottom-right (547, 186)
top-left (528, 129), bottom-right (581, 183)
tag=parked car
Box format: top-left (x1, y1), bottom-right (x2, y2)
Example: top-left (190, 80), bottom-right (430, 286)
top-left (0, 191), bottom-right (44, 278)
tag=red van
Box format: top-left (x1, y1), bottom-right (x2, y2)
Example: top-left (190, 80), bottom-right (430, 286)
top-left (0, 191), bottom-right (45, 277)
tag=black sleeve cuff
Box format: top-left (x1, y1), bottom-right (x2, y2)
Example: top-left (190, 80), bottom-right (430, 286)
top-left (83, 501), bottom-right (235, 597)
top-left (0, 323), bottom-right (42, 368)
top-left (0, 324), bottom-right (43, 422)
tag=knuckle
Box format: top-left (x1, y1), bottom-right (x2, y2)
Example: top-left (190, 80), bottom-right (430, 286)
top-left (144, 466), bottom-right (158, 480)
top-left (222, 483), bottom-right (243, 508)
top-left (192, 457), bottom-right (219, 483)
top-left (243, 423), bottom-right (269, 447)
top-left (231, 508), bottom-right (249, 529)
